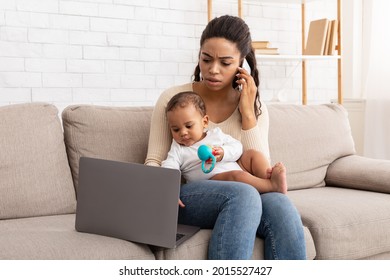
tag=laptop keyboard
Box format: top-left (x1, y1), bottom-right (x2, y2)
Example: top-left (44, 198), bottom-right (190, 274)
top-left (176, 233), bottom-right (185, 241)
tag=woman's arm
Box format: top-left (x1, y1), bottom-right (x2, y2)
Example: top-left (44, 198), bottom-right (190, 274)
top-left (235, 66), bottom-right (270, 161)
top-left (144, 93), bottom-right (171, 166)
top-left (236, 66), bottom-right (257, 130)
top-left (241, 102), bottom-right (270, 161)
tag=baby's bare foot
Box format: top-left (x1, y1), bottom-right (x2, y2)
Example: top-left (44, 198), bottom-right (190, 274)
top-left (270, 162), bottom-right (288, 194)
top-left (265, 167), bottom-right (272, 179)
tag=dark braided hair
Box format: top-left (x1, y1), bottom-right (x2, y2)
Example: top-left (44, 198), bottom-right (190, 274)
top-left (193, 15), bottom-right (262, 118)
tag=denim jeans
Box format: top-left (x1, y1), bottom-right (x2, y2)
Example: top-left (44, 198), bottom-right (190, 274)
top-left (178, 180), bottom-right (306, 260)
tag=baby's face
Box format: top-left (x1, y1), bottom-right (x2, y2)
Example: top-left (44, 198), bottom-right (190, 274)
top-left (167, 104), bottom-right (208, 147)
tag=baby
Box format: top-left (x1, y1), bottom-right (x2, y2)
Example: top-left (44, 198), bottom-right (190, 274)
top-left (162, 91), bottom-right (287, 196)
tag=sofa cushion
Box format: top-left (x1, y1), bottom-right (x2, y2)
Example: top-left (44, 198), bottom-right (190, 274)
top-left (0, 103), bottom-right (76, 219)
top-left (326, 155), bottom-right (390, 194)
top-left (288, 187), bottom-right (390, 259)
top-left (0, 214), bottom-right (155, 259)
top-left (62, 105), bottom-right (153, 190)
top-left (153, 227), bottom-right (316, 260)
top-left (268, 104), bottom-right (355, 190)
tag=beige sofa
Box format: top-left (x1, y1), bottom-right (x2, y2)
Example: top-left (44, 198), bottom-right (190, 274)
top-left (1, 102), bottom-right (390, 260)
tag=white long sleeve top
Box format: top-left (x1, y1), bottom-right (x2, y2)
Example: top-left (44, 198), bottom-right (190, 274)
top-left (161, 127), bottom-right (243, 182)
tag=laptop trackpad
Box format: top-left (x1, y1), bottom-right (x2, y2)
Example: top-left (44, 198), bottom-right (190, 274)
top-left (175, 224), bottom-right (200, 247)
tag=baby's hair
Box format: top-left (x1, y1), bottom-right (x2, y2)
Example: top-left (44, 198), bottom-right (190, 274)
top-left (166, 91), bottom-right (207, 117)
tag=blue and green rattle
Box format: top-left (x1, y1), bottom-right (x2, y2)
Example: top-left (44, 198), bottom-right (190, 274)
top-left (197, 144), bottom-right (216, 174)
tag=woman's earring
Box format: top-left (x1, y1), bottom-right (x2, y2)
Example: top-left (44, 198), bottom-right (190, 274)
top-left (199, 72), bottom-right (203, 81)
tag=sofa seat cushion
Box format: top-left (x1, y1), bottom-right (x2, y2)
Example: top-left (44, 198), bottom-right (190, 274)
top-left (288, 187), bottom-right (390, 259)
top-left (62, 105), bottom-right (153, 190)
top-left (0, 103), bottom-right (76, 219)
top-left (0, 214), bottom-right (155, 260)
top-left (153, 227), bottom-right (316, 260)
top-left (268, 104), bottom-right (355, 190)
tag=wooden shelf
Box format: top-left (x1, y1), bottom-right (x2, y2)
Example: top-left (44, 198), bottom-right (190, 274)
top-left (212, 0), bottom-right (318, 4)
top-left (256, 55), bottom-right (341, 61)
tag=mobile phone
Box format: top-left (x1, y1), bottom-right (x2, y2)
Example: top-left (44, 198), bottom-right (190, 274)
top-left (242, 58), bottom-right (252, 75)
top-left (236, 58), bottom-right (252, 91)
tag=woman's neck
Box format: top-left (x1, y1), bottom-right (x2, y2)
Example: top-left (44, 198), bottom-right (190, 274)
top-left (194, 81), bottom-right (237, 102)
top-left (193, 81), bottom-right (240, 124)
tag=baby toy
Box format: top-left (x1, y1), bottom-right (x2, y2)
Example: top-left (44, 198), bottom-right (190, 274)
top-left (197, 144), bottom-right (216, 174)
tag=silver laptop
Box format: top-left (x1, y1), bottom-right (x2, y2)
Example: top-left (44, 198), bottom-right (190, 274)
top-left (75, 157), bottom-right (200, 248)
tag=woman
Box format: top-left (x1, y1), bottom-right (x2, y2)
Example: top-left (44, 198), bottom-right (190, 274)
top-left (145, 15), bottom-right (306, 260)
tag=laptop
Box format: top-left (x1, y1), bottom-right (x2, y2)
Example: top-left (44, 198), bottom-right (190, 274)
top-left (75, 156), bottom-right (200, 248)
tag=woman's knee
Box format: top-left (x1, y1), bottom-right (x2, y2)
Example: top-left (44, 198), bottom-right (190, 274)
top-left (262, 192), bottom-right (299, 216)
top-left (227, 182), bottom-right (262, 216)
top-left (260, 192), bottom-right (304, 235)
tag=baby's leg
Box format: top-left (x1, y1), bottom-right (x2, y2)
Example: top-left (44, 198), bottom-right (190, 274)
top-left (238, 149), bottom-right (271, 179)
top-left (237, 150), bottom-right (288, 194)
top-left (211, 170), bottom-right (287, 194)
top-left (211, 170), bottom-right (268, 191)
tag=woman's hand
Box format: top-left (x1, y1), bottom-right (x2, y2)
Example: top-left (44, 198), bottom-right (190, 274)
top-left (179, 199), bottom-right (185, 208)
top-left (236, 67), bottom-right (257, 129)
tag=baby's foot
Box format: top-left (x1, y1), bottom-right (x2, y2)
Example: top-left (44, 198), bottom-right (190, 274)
top-left (270, 162), bottom-right (288, 194)
top-left (265, 167), bottom-right (272, 179)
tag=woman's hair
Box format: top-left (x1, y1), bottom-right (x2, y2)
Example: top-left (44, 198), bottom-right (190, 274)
top-left (166, 91), bottom-right (207, 117)
top-left (193, 15), bottom-right (262, 118)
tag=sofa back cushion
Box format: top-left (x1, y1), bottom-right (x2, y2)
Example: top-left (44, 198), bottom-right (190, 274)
top-left (268, 104), bottom-right (355, 190)
top-left (0, 103), bottom-right (76, 219)
top-left (62, 105), bottom-right (153, 191)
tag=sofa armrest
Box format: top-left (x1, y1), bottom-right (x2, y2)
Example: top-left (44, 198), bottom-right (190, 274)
top-left (325, 155), bottom-right (390, 194)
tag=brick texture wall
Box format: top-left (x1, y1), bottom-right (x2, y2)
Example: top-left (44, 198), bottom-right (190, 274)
top-left (0, 0), bottom-right (337, 111)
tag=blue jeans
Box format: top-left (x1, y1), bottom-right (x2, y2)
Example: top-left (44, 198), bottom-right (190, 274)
top-left (178, 180), bottom-right (306, 260)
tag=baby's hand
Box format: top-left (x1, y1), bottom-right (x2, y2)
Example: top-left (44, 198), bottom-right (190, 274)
top-left (212, 146), bottom-right (224, 162)
top-left (205, 146), bottom-right (224, 163)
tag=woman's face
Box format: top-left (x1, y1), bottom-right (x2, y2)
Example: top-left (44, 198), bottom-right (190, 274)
top-left (199, 37), bottom-right (242, 91)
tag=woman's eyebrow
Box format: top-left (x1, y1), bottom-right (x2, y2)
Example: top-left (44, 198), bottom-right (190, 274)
top-left (201, 52), bottom-right (234, 60)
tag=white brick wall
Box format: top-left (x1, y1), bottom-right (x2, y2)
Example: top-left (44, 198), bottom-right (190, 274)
top-left (0, 0), bottom-right (337, 109)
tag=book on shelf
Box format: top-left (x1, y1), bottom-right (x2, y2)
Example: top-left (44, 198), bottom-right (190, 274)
top-left (304, 18), bottom-right (329, 55)
top-left (323, 20), bottom-right (332, 55)
top-left (252, 40), bottom-right (279, 55)
top-left (254, 48), bottom-right (279, 55)
top-left (251, 41), bottom-right (270, 49)
top-left (327, 19), bottom-right (338, 55)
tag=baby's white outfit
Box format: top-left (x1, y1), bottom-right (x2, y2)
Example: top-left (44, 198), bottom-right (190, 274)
top-left (162, 127), bottom-right (243, 182)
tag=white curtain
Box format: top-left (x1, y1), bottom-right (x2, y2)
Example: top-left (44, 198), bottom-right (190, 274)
top-left (362, 0), bottom-right (390, 159)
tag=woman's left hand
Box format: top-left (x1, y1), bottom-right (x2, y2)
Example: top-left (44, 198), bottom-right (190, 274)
top-left (236, 67), bottom-right (257, 129)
